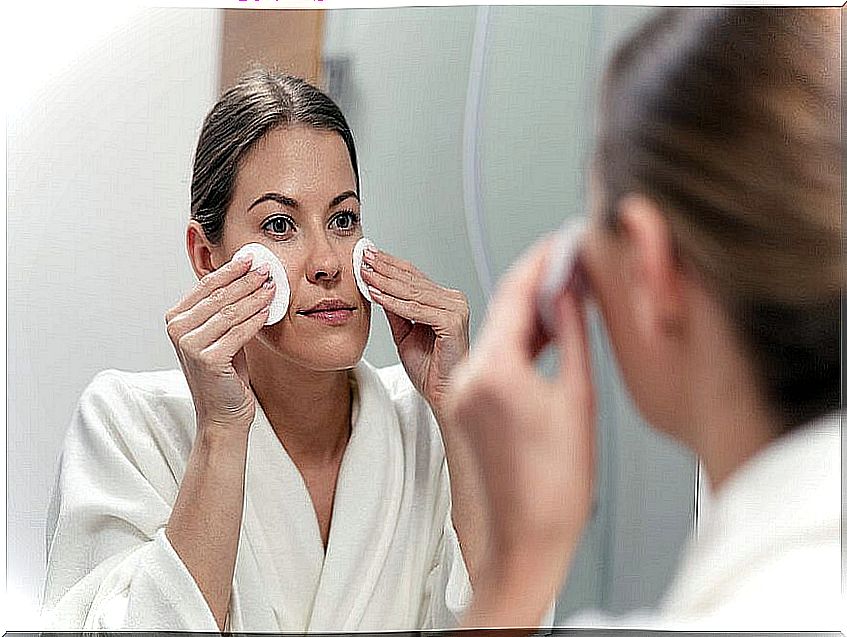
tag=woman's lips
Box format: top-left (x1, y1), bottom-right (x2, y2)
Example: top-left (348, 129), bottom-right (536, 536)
top-left (298, 308), bottom-right (355, 325)
top-left (296, 300), bottom-right (357, 326)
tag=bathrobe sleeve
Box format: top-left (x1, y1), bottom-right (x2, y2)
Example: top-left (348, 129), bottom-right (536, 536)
top-left (376, 362), bottom-right (557, 631)
top-left (372, 363), bottom-right (473, 629)
top-left (418, 458), bottom-right (475, 629)
top-left (42, 370), bottom-right (218, 630)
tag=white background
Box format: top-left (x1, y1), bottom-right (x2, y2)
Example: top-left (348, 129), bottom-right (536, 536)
top-left (5, 6), bottom-right (222, 625)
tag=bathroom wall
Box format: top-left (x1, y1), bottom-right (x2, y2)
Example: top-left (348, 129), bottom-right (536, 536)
top-left (6, 7), bottom-right (222, 623)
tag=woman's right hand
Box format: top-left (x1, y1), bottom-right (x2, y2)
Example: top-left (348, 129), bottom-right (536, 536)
top-left (445, 238), bottom-right (596, 628)
top-left (164, 254), bottom-right (275, 433)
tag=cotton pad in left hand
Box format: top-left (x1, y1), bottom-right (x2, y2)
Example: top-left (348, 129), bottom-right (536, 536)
top-left (353, 237), bottom-right (376, 302)
top-left (232, 242), bottom-right (291, 326)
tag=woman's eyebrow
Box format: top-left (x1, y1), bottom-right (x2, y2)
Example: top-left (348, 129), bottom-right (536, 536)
top-left (248, 192), bottom-right (299, 211)
top-left (330, 191), bottom-right (360, 208)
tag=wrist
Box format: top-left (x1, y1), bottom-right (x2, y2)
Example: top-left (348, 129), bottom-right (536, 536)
top-left (465, 544), bottom-right (573, 628)
top-left (195, 421), bottom-right (250, 455)
top-left (430, 394), bottom-right (458, 432)
top-left (196, 403), bottom-right (253, 434)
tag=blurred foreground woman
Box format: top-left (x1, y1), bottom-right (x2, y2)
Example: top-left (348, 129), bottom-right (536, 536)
top-left (450, 8), bottom-right (842, 630)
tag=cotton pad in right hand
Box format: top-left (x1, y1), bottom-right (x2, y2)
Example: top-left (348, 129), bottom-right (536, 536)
top-left (352, 237), bottom-right (376, 302)
top-left (232, 243), bottom-right (290, 325)
top-left (536, 218), bottom-right (587, 337)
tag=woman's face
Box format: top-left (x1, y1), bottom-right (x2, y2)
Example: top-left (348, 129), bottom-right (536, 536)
top-left (213, 125), bottom-right (370, 372)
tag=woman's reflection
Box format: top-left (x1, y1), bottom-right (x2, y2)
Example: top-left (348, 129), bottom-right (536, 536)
top-left (42, 69), bottom-right (479, 632)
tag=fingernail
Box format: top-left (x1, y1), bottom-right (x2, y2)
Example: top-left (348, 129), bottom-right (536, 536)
top-left (368, 285), bottom-right (381, 297)
top-left (263, 279), bottom-right (275, 290)
top-left (256, 264), bottom-right (270, 276)
top-left (364, 247), bottom-right (378, 259)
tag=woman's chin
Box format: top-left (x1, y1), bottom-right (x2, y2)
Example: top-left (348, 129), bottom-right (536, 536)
top-left (300, 353), bottom-right (366, 373)
top-left (255, 328), bottom-right (369, 373)
top-left (302, 343), bottom-right (367, 372)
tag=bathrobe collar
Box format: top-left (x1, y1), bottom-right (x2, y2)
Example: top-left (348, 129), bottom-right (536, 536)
top-left (234, 359), bottom-right (405, 632)
top-left (660, 410), bottom-right (841, 617)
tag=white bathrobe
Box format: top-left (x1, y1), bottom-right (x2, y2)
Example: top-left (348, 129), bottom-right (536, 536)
top-left (42, 360), bottom-right (472, 631)
top-left (568, 410), bottom-right (843, 631)
top-left (657, 410), bottom-right (843, 630)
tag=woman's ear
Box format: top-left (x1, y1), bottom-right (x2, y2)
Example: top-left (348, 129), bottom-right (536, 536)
top-left (616, 195), bottom-right (686, 341)
top-left (186, 221), bottom-right (218, 280)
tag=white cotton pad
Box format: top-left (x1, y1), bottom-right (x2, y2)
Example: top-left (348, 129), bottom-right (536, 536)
top-left (536, 218), bottom-right (587, 337)
top-left (352, 237), bottom-right (376, 302)
top-left (232, 243), bottom-right (290, 326)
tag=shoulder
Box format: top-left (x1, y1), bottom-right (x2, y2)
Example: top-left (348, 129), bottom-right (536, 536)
top-left (77, 368), bottom-right (192, 419)
top-left (674, 542), bottom-right (841, 628)
top-left (663, 415), bottom-right (842, 627)
top-left (81, 368), bottom-right (190, 403)
top-left (72, 368), bottom-right (195, 450)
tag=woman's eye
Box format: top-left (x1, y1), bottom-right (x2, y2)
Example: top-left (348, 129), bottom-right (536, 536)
top-left (263, 216), bottom-right (294, 236)
top-left (331, 210), bottom-right (360, 232)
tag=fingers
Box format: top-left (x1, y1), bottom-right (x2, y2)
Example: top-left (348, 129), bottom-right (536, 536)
top-left (362, 248), bottom-right (469, 330)
top-left (166, 264), bottom-right (271, 341)
top-left (166, 255), bottom-right (254, 320)
top-left (362, 249), bottom-right (466, 309)
top-left (201, 306), bottom-right (272, 364)
top-left (369, 286), bottom-right (457, 333)
top-left (555, 292), bottom-right (593, 401)
top-left (176, 281), bottom-right (275, 354)
top-left (446, 238), bottom-right (558, 423)
top-left (555, 291), bottom-right (596, 491)
top-left (475, 237), bottom-right (556, 360)
top-left (362, 247), bottom-right (425, 287)
top-left (362, 266), bottom-right (461, 312)
top-left (185, 267), bottom-right (271, 331)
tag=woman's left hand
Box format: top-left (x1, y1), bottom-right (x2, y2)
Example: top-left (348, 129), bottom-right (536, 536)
top-left (361, 246), bottom-right (469, 420)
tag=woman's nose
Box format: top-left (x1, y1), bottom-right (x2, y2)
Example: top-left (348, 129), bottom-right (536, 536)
top-left (305, 237), bottom-right (343, 285)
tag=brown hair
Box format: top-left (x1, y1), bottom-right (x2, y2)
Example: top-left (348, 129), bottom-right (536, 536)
top-left (191, 67), bottom-right (360, 244)
top-left (596, 9), bottom-right (842, 432)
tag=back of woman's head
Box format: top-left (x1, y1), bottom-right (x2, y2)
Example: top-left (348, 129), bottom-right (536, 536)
top-left (595, 8), bottom-right (841, 433)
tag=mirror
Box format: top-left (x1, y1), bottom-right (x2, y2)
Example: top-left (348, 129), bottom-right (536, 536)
top-left (6, 5), bottom-right (697, 628)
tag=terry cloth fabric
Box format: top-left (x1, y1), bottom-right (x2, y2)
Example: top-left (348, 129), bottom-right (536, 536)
top-left (562, 410), bottom-right (843, 631)
top-left (42, 360), bottom-right (472, 631)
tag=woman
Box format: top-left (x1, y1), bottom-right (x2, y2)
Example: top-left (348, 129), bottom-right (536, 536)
top-left (449, 8), bottom-right (841, 630)
top-left (42, 70), bottom-right (482, 631)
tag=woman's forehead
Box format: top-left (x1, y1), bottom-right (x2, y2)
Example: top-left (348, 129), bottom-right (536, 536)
top-left (234, 126), bottom-right (357, 202)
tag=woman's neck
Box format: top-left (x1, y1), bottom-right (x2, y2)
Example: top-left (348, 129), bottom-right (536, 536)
top-left (244, 343), bottom-right (353, 465)
top-left (693, 387), bottom-right (776, 492)
top-left (682, 295), bottom-right (778, 492)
